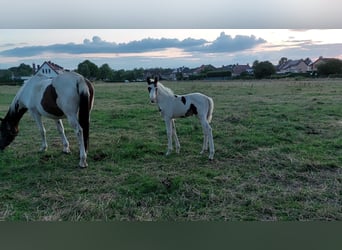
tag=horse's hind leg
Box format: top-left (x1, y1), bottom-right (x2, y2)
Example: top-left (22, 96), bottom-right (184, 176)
top-left (67, 115), bottom-right (87, 168)
top-left (200, 118), bottom-right (214, 160)
top-left (172, 119), bottom-right (180, 153)
top-left (55, 119), bottom-right (70, 154)
top-left (208, 123), bottom-right (215, 160)
top-left (200, 121), bottom-right (209, 155)
top-left (30, 111), bottom-right (48, 152)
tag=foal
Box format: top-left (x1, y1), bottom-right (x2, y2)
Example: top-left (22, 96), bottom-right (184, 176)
top-left (0, 72), bottom-right (94, 168)
top-left (147, 77), bottom-right (215, 160)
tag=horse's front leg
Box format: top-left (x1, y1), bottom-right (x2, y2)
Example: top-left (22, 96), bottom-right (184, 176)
top-left (30, 111), bottom-right (48, 152)
top-left (55, 119), bottom-right (70, 154)
top-left (172, 119), bottom-right (180, 153)
top-left (67, 116), bottom-right (87, 168)
top-left (164, 118), bottom-right (173, 156)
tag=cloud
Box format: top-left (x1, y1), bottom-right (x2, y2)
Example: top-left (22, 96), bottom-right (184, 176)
top-left (0, 33), bottom-right (266, 57)
top-left (198, 32), bottom-right (267, 53)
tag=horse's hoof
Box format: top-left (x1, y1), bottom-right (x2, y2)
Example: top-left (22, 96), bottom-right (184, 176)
top-left (63, 149), bottom-right (71, 154)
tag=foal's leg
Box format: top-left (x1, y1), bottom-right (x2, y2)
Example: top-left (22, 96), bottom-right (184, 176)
top-left (172, 119), bottom-right (180, 153)
top-left (30, 111), bottom-right (48, 152)
top-left (200, 117), bottom-right (215, 160)
top-left (164, 118), bottom-right (173, 156)
top-left (200, 118), bottom-right (209, 154)
top-left (55, 119), bottom-right (70, 154)
top-left (67, 115), bottom-right (87, 168)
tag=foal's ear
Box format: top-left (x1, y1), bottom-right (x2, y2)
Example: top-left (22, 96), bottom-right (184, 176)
top-left (147, 77), bottom-right (151, 84)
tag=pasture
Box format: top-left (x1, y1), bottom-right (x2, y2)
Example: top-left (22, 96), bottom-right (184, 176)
top-left (0, 79), bottom-right (341, 221)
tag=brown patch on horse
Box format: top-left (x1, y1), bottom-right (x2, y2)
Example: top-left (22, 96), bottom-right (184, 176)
top-left (85, 79), bottom-right (94, 110)
top-left (181, 96), bottom-right (186, 105)
top-left (41, 84), bottom-right (64, 117)
top-left (185, 104), bottom-right (198, 117)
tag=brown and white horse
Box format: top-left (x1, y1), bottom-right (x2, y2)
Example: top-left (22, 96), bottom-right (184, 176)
top-left (147, 77), bottom-right (215, 160)
top-left (0, 71), bottom-right (94, 168)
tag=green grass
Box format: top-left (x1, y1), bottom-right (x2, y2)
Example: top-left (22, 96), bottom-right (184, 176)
top-left (0, 79), bottom-right (341, 221)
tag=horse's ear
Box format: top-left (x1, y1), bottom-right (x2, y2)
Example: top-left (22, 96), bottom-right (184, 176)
top-left (147, 77), bottom-right (151, 84)
top-left (154, 77), bottom-right (159, 83)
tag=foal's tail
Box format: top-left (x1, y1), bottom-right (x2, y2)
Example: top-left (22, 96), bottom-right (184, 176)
top-left (78, 78), bottom-right (94, 152)
top-left (207, 97), bottom-right (214, 123)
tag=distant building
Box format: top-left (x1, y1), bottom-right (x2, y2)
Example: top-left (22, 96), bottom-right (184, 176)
top-left (310, 56), bottom-right (336, 72)
top-left (34, 61), bottom-right (65, 78)
top-left (231, 64), bottom-right (253, 77)
top-left (277, 59), bottom-right (309, 74)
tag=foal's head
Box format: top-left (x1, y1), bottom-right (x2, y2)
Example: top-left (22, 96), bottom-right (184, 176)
top-left (0, 117), bottom-right (18, 150)
top-left (147, 77), bottom-right (158, 103)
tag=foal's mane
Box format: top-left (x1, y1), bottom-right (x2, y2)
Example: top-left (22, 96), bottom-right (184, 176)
top-left (157, 81), bottom-right (175, 97)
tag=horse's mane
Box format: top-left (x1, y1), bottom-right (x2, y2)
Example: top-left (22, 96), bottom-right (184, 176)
top-left (157, 82), bottom-right (175, 97)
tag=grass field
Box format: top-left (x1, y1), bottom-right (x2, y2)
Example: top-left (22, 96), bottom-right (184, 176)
top-left (0, 79), bottom-right (341, 221)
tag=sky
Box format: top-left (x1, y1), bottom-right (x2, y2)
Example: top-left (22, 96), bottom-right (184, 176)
top-left (0, 29), bottom-right (341, 70)
top-left (0, 0), bottom-right (341, 70)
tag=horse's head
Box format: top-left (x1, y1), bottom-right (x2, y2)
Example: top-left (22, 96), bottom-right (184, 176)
top-left (0, 117), bottom-right (18, 150)
top-left (147, 77), bottom-right (158, 103)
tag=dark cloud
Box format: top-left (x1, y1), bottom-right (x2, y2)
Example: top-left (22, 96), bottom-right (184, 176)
top-left (0, 33), bottom-right (266, 57)
top-left (197, 32), bottom-right (266, 53)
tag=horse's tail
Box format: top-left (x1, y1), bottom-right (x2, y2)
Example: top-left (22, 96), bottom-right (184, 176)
top-left (78, 77), bottom-right (94, 152)
top-left (207, 96), bottom-right (214, 123)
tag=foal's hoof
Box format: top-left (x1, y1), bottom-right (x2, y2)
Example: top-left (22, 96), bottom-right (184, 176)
top-left (78, 161), bottom-right (88, 169)
top-left (39, 147), bottom-right (47, 152)
top-left (63, 148), bottom-right (71, 154)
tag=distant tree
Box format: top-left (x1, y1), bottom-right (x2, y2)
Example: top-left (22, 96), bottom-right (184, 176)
top-left (304, 57), bottom-right (312, 65)
top-left (9, 63), bottom-right (33, 77)
top-left (98, 63), bottom-right (113, 81)
top-left (253, 60), bottom-right (276, 79)
top-left (77, 60), bottom-right (99, 79)
top-left (278, 57), bottom-right (288, 66)
top-left (0, 69), bottom-right (13, 82)
top-left (317, 59), bottom-right (342, 76)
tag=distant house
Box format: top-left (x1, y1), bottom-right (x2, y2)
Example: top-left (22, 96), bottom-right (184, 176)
top-left (192, 64), bottom-right (217, 75)
top-left (277, 59), bottom-right (309, 74)
top-left (310, 56), bottom-right (335, 72)
top-left (34, 61), bottom-right (65, 78)
top-left (231, 64), bottom-right (253, 77)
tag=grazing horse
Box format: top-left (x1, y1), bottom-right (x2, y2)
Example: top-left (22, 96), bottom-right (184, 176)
top-left (0, 71), bottom-right (94, 168)
top-left (147, 77), bottom-right (215, 160)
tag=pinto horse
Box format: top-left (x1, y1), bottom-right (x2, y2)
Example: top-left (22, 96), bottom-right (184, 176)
top-left (147, 77), bottom-right (215, 160)
top-left (0, 72), bottom-right (94, 168)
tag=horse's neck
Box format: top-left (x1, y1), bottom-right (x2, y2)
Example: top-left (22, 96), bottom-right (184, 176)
top-left (5, 94), bottom-right (28, 127)
top-left (157, 84), bottom-right (174, 102)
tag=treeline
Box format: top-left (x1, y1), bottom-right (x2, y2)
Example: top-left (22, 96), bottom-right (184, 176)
top-left (1, 58), bottom-right (342, 84)
top-left (0, 63), bottom-right (33, 83)
top-left (77, 60), bottom-right (172, 82)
